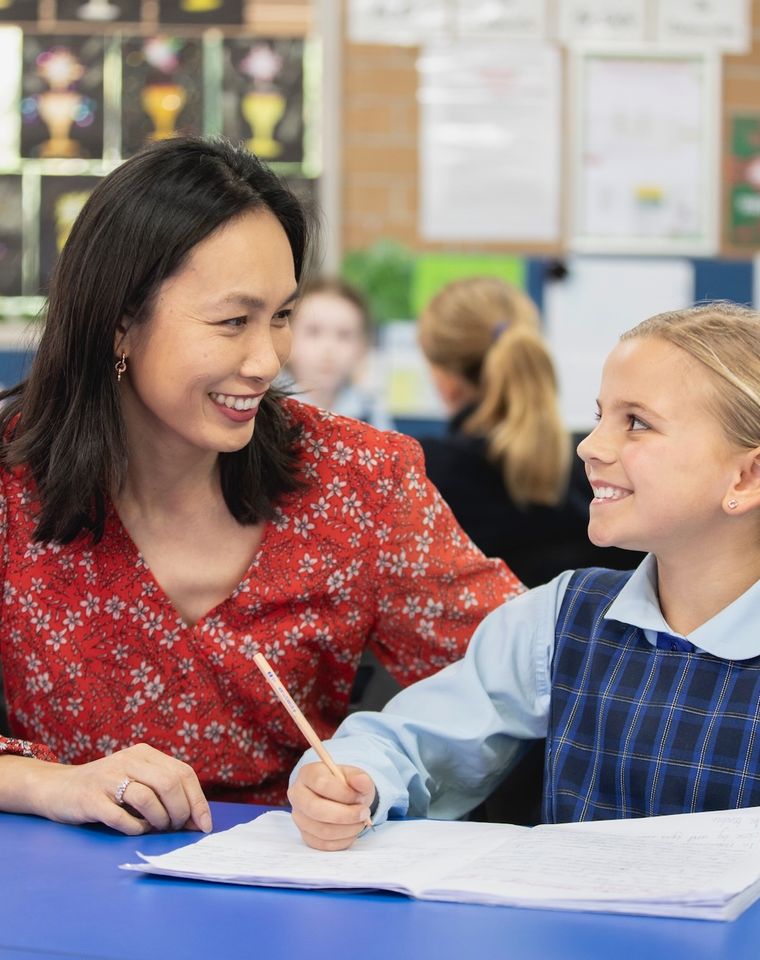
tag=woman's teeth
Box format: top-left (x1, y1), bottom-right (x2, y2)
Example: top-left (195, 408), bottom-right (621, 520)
top-left (210, 392), bottom-right (261, 412)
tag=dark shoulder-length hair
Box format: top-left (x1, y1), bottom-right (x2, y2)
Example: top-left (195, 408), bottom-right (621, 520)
top-left (0, 136), bottom-right (314, 544)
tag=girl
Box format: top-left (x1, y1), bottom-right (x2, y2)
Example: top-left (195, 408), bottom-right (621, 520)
top-left (417, 276), bottom-right (636, 586)
top-left (285, 276), bottom-right (391, 429)
top-left (288, 302), bottom-right (760, 849)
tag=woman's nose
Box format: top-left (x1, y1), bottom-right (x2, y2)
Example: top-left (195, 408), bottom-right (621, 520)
top-left (240, 331), bottom-right (285, 383)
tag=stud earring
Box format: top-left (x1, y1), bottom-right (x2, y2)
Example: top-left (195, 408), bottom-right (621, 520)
top-left (727, 498), bottom-right (739, 510)
top-left (115, 353), bottom-right (127, 382)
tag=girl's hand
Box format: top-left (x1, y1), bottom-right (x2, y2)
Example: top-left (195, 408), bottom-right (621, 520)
top-left (288, 761), bottom-right (376, 850)
top-left (24, 743), bottom-right (212, 836)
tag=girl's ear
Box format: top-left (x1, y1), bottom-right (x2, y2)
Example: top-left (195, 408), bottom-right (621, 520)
top-left (724, 446), bottom-right (760, 514)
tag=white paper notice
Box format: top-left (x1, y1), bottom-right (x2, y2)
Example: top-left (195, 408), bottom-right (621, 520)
top-left (453, 0), bottom-right (547, 39)
top-left (347, 0), bottom-right (450, 46)
top-left (656, 0), bottom-right (750, 54)
top-left (544, 256), bottom-right (694, 431)
top-left (419, 41), bottom-right (560, 242)
top-left (557, 0), bottom-right (645, 44)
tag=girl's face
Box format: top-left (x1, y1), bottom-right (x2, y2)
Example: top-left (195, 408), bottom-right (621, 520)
top-left (287, 291), bottom-right (367, 395)
top-left (119, 207), bottom-right (297, 460)
top-left (577, 336), bottom-right (746, 561)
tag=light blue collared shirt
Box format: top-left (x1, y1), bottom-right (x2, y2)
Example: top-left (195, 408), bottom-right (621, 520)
top-left (291, 556), bottom-right (760, 824)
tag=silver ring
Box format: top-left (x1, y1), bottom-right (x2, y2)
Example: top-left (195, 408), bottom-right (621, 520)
top-left (114, 776), bottom-right (132, 806)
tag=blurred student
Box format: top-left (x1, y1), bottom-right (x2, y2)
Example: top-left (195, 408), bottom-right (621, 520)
top-left (289, 302), bottom-right (760, 848)
top-left (417, 276), bottom-right (636, 588)
top-left (285, 277), bottom-right (391, 429)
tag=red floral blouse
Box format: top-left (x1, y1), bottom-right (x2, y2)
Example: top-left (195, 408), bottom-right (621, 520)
top-left (0, 399), bottom-right (522, 803)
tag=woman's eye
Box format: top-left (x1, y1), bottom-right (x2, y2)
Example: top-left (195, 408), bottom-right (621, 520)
top-left (272, 309), bottom-right (293, 326)
top-left (222, 316), bottom-right (247, 328)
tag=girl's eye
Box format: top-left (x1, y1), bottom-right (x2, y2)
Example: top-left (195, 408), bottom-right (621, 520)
top-left (628, 414), bottom-right (649, 431)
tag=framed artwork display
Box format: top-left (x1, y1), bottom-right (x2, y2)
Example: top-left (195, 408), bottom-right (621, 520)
top-left (0, 0), bottom-right (37, 20)
top-left (56, 0), bottom-right (141, 22)
top-left (122, 36), bottom-right (203, 156)
top-left (0, 175), bottom-right (23, 296)
top-left (39, 174), bottom-right (100, 290)
top-left (158, 0), bottom-right (243, 25)
top-left (20, 34), bottom-right (105, 160)
top-left (569, 45), bottom-right (720, 254)
top-left (222, 38), bottom-right (305, 166)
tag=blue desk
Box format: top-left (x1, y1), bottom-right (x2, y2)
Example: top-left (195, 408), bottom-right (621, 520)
top-left (2, 802), bottom-right (759, 960)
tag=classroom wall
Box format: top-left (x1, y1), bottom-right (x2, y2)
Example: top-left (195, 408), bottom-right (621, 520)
top-left (340, 0), bottom-right (760, 261)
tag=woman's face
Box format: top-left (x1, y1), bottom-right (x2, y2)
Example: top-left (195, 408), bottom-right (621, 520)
top-left (287, 291), bottom-right (368, 395)
top-left (119, 207), bottom-right (297, 460)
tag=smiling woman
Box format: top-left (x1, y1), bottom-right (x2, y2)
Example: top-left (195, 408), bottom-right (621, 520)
top-left (0, 137), bottom-right (520, 837)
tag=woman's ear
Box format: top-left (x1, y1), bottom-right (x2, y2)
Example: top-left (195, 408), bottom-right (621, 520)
top-left (724, 446), bottom-right (760, 514)
top-left (114, 320), bottom-right (131, 359)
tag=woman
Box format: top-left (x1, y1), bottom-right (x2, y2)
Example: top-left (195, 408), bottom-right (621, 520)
top-left (0, 138), bottom-right (520, 835)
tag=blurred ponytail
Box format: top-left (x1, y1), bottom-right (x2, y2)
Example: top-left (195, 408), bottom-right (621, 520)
top-left (419, 276), bottom-right (570, 507)
top-left (467, 324), bottom-right (570, 506)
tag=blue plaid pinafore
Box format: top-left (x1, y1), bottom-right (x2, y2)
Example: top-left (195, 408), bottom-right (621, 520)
top-left (543, 568), bottom-right (760, 824)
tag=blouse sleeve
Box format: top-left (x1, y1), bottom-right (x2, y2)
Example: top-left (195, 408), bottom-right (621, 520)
top-left (0, 469), bottom-right (57, 762)
top-left (368, 430), bottom-right (524, 685)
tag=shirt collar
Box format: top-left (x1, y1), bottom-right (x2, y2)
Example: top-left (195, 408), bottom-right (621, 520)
top-left (605, 554), bottom-right (760, 660)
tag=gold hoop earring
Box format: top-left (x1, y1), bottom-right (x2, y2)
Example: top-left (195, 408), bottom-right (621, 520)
top-left (115, 353), bottom-right (127, 382)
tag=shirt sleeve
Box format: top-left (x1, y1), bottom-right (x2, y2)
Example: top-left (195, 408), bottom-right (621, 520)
top-left (0, 469), bottom-right (57, 763)
top-left (291, 572), bottom-right (572, 823)
top-left (367, 430), bottom-right (524, 684)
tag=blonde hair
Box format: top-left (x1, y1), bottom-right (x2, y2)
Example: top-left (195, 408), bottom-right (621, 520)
top-left (418, 276), bottom-right (570, 506)
top-left (622, 302), bottom-right (760, 450)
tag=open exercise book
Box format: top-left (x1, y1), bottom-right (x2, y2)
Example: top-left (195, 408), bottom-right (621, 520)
top-left (121, 806), bottom-right (760, 921)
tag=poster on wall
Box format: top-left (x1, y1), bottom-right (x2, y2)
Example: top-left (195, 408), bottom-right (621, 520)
top-left (0, 0), bottom-right (36, 20)
top-left (56, 0), bottom-right (141, 22)
top-left (0, 175), bottom-right (23, 297)
top-left (158, 0), bottom-right (243, 25)
top-left (727, 114), bottom-right (760, 247)
top-left (222, 38), bottom-right (304, 165)
top-left (419, 40), bottom-right (561, 243)
top-left (122, 36), bottom-right (204, 157)
top-left (20, 35), bottom-right (105, 160)
top-left (39, 175), bottom-right (100, 291)
top-left (569, 47), bottom-right (720, 255)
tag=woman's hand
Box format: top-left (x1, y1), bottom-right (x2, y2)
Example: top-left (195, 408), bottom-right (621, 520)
top-left (288, 761), bottom-right (376, 850)
top-left (2, 743), bottom-right (212, 836)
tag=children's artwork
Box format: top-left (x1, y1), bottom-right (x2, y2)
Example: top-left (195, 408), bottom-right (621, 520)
top-left (122, 36), bottom-right (203, 157)
top-left (222, 38), bottom-right (304, 165)
top-left (0, 0), bottom-right (37, 20)
top-left (39, 175), bottom-right (100, 291)
top-left (158, 0), bottom-right (243, 25)
top-left (56, 0), bottom-right (141, 21)
top-left (20, 35), bottom-right (104, 160)
top-left (727, 114), bottom-right (760, 246)
top-left (0, 175), bottom-right (23, 296)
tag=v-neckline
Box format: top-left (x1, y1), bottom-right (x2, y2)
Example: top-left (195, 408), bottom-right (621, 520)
top-left (106, 499), bottom-right (272, 630)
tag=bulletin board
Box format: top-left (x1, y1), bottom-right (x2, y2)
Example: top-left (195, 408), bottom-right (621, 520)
top-left (0, 0), bottom-right (317, 312)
